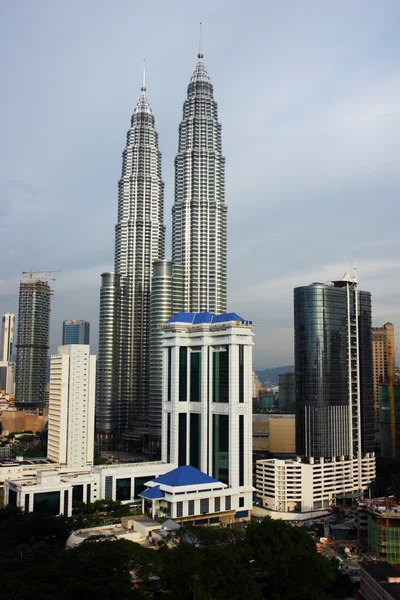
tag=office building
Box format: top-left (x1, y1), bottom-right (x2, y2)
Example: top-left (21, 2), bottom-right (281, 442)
top-left (15, 277), bottom-right (52, 409)
top-left (1, 313), bottom-right (15, 362)
top-left (295, 272), bottom-right (375, 458)
top-left (48, 345), bottom-right (96, 469)
top-left (278, 372), bottom-right (295, 411)
top-left (255, 272), bottom-right (376, 517)
top-left (161, 311), bottom-right (254, 516)
top-left (372, 322), bottom-right (395, 438)
top-left (96, 72), bottom-right (165, 446)
top-left (172, 49), bottom-right (227, 314)
top-left (62, 320), bottom-right (90, 345)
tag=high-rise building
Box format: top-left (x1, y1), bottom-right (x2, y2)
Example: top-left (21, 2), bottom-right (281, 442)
top-left (372, 322), bottom-right (395, 439)
top-left (255, 273), bottom-right (376, 516)
top-left (294, 272), bottom-right (375, 459)
top-left (96, 272), bottom-right (122, 446)
top-left (48, 345), bottom-right (96, 468)
top-left (62, 320), bottom-right (90, 345)
top-left (1, 313), bottom-right (15, 362)
top-left (172, 49), bottom-right (227, 314)
top-left (96, 71), bottom-right (165, 446)
top-left (15, 278), bottom-right (52, 409)
top-left (161, 311), bottom-right (254, 513)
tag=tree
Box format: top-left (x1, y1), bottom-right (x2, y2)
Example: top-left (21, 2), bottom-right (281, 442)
top-left (245, 518), bottom-right (338, 600)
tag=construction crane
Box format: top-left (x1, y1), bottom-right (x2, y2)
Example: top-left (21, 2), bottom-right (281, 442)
top-left (387, 338), bottom-right (398, 458)
top-left (21, 269), bottom-right (61, 284)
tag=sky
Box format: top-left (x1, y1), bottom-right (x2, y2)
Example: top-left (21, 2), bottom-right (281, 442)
top-left (1, 0), bottom-right (400, 369)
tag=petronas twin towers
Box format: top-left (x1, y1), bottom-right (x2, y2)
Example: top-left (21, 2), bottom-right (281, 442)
top-left (96, 48), bottom-right (227, 451)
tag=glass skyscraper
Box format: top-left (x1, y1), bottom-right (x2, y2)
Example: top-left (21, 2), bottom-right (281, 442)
top-left (294, 272), bottom-right (374, 459)
top-left (62, 320), bottom-right (90, 345)
top-left (15, 278), bottom-right (51, 408)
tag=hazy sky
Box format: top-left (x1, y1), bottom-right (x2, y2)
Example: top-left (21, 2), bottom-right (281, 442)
top-left (1, 0), bottom-right (399, 369)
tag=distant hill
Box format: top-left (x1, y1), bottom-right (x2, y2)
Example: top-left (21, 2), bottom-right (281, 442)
top-left (255, 366), bottom-right (294, 386)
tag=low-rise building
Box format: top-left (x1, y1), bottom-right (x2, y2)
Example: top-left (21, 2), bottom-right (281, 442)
top-left (1, 408), bottom-right (48, 436)
top-left (140, 465), bottom-right (243, 525)
top-left (4, 460), bottom-right (173, 517)
top-left (255, 454), bottom-right (376, 518)
top-left (253, 414), bottom-right (295, 454)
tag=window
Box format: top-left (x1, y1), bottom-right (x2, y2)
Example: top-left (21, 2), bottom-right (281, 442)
top-left (239, 415), bottom-right (244, 487)
top-left (213, 414), bottom-right (229, 484)
top-left (190, 349), bottom-right (201, 402)
top-left (213, 347), bottom-right (229, 402)
top-left (72, 485), bottom-right (84, 503)
top-left (200, 498), bottom-right (209, 514)
top-left (167, 347), bottom-right (172, 401)
top-left (178, 413), bottom-right (187, 466)
top-left (167, 412), bottom-right (171, 463)
top-left (188, 500), bottom-right (195, 516)
top-left (33, 491), bottom-right (60, 515)
top-left (239, 497), bottom-right (245, 508)
top-left (116, 478), bottom-right (131, 501)
top-left (239, 345), bottom-right (244, 403)
top-left (215, 497), bottom-right (220, 512)
top-left (190, 413), bottom-right (201, 470)
top-left (179, 347), bottom-right (187, 402)
top-left (105, 476), bottom-right (113, 501)
top-left (134, 476), bottom-right (155, 500)
top-left (177, 501), bottom-right (183, 518)
top-left (225, 496), bottom-right (231, 511)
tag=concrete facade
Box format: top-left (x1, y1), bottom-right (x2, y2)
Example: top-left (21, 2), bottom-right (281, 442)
top-left (47, 345), bottom-right (96, 469)
top-left (256, 454), bottom-right (376, 515)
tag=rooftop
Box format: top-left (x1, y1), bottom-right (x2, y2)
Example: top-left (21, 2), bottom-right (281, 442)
top-left (149, 465), bottom-right (220, 488)
top-left (165, 311), bottom-right (252, 326)
top-left (362, 562), bottom-right (400, 600)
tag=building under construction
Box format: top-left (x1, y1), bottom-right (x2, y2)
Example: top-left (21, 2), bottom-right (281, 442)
top-left (379, 385), bottom-right (400, 458)
top-left (367, 496), bottom-right (400, 564)
top-left (15, 271), bottom-right (58, 409)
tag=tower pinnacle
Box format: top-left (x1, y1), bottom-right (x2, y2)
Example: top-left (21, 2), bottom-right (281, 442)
top-left (198, 22), bottom-right (203, 59)
top-left (141, 59), bottom-right (146, 95)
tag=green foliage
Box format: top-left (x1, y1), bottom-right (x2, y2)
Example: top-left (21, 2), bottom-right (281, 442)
top-left (246, 518), bottom-right (338, 600)
top-left (0, 509), bottom-right (338, 599)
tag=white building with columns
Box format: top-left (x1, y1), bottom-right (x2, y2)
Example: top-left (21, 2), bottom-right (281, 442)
top-left (47, 345), bottom-right (96, 469)
top-left (161, 312), bottom-right (254, 518)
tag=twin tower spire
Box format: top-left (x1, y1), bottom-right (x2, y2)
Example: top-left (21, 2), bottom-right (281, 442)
top-left (96, 43), bottom-right (227, 452)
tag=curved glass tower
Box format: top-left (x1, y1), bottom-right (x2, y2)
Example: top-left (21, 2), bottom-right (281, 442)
top-left (294, 273), bottom-right (374, 459)
top-left (96, 74), bottom-right (165, 446)
top-left (172, 50), bottom-right (227, 314)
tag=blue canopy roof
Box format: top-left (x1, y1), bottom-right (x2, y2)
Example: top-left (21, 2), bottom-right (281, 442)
top-left (150, 465), bottom-right (220, 488)
top-left (166, 312), bottom-right (249, 325)
top-left (139, 485), bottom-right (165, 500)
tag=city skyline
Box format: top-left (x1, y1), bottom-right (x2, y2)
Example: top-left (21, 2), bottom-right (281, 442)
top-left (1, 1), bottom-right (400, 368)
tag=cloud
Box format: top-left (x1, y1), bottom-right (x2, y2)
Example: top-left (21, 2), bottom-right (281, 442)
top-left (0, 0), bottom-right (399, 368)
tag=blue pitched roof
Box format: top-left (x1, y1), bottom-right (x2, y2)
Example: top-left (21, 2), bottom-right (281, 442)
top-left (151, 465), bottom-right (220, 487)
top-left (166, 312), bottom-right (249, 325)
top-left (139, 485), bottom-right (165, 500)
